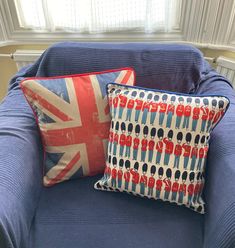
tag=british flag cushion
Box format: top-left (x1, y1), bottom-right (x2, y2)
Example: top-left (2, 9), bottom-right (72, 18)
top-left (95, 83), bottom-right (230, 214)
top-left (20, 68), bottom-right (135, 186)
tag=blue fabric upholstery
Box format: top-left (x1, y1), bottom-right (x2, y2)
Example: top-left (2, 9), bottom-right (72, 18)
top-left (30, 176), bottom-right (204, 248)
top-left (0, 42), bottom-right (234, 248)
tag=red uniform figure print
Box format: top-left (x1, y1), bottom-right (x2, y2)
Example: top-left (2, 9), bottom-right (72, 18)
top-left (104, 164), bottom-right (111, 182)
top-left (119, 122), bottom-right (126, 157)
top-left (140, 163), bottom-right (148, 195)
top-left (175, 97), bottom-right (184, 129)
top-left (163, 178), bottom-right (171, 199)
top-left (119, 94), bottom-right (128, 108)
top-left (118, 93), bottom-right (128, 119)
top-left (171, 170), bottom-right (180, 201)
top-left (133, 137), bottom-right (140, 159)
top-left (130, 169), bottom-right (140, 184)
top-left (141, 125), bottom-right (149, 162)
top-left (141, 138), bottom-right (148, 162)
top-left (111, 157), bottom-right (118, 187)
top-left (127, 99), bottom-right (135, 109)
top-left (176, 105), bottom-right (184, 117)
top-left (148, 177), bottom-right (155, 189)
top-left (163, 137), bottom-right (174, 154)
top-left (192, 107), bottom-right (200, 120)
top-left (200, 98), bottom-right (209, 132)
top-left (142, 93), bottom-right (153, 125)
top-left (112, 95), bottom-right (119, 117)
top-left (108, 130), bottom-right (114, 153)
top-left (148, 177), bottom-right (155, 196)
top-left (174, 132), bottom-right (183, 169)
top-left (191, 98), bottom-right (200, 131)
top-left (166, 95), bottom-right (176, 128)
top-left (155, 167), bottom-right (164, 198)
top-left (119, 133), bottom-right (126, 153)
top-left (159, 102), bottom-right (167, 113)
top-left (133, 124), bottom-right (140, 160)
top-left (156, 141), bottom-right (163, 153)
top-left (151, 102), bottom-right (159, 112)
top-left (167, 104), bottom-right (175, 114)
top-left (182, 133), bottom-right (192, 169)
top-left (124, 160), bottom-right (131, 191)
top-left (178, 171), bottom-right (187, 204)
top-left (108, 121), bottom-right (114, 153)
top-left (125, 135), bottom-right (132, 158)
top-left (150, 95), bottom-right (159, 125)
top-left (184, 105), bottom-right (192, 117)
top-left (212, 100), bottom-right (225, 126)
top-left (206, 100), bottom-right (217, 132)
top-left (140, 175), bottom-right (147, 185)
top-left (190, 135), bottom-right (200, 170)
top-left (117, 159), bottom-right (124, 188)
top-left (141, 139), bottom-right (148, 151)
top-left (148, 165), bottom-right (156, 197)
top-left (156, 179), bottom-right (163, 191)
top-left (117, 169), bottom-right (123, 182)
top-left (135, 99), bottom-right (144, 110)
top-left (148, 127), bottom-right (156, 163)
top-left (182, 97), bottom-right (192, 129)
top-left (135, 91), bottom-right (145, 122)
top-left (201, 107), bottom-right (209, 120)
top-left (126, 90), bottom-right (137, 121)
top-left (159, 95), bottom-right (168, 126)
top-left (204, 144), bottom-right (209, 159)
top-left (130, 164), bottom-right (140, 192)
top-left (156, 128), bottom-right (164, 164)
top-left (133, 138), bottom-right (140, 149)
top-left (193, 172), bottom-right (201, 204)
top-left (113, 132), bottom-right (119, 156)
top-left (187, 172), bottom-right (195, 205)
top-left (163, 130), bottom-right (174, 166)
top-left (125, 123), bottom-right (133, 158)
top-left (163, 168), bottom-right (172, 200)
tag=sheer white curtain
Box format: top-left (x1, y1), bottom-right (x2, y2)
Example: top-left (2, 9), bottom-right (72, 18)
top-left (14, 0), bottom-right (177, 33)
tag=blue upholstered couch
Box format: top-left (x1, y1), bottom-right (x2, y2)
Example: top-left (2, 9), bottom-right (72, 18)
top-left (0, 43), bottom-right (235, 248)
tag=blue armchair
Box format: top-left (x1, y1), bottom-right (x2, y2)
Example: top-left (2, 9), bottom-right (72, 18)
top-left (0, 43), bottom-right (234, 248)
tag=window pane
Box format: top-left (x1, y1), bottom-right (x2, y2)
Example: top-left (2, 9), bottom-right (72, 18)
top-left (14, 0), bottom-right (46, 28)
top-left (14, 0), bottom-right (177, 33)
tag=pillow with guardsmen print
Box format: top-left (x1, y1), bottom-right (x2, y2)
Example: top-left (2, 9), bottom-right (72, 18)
top-left (94, 83), bottom-right (230, 214)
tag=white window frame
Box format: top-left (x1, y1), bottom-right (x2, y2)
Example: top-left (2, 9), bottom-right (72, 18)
top-left (0, 0), bottom-right (183, 43)
top-left (0, 0), bottom-right (235, 52)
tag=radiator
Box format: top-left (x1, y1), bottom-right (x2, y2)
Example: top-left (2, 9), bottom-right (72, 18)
top-left (11, 50), bottom-right (235, 87)
top-left (216, 57), bottom-right (235, 86)
top-left (13, 50), bottom-right (44, 70)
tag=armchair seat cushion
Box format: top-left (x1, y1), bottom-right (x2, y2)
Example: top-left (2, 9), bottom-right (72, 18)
top-left (29, 175), bottom-right (204, 248)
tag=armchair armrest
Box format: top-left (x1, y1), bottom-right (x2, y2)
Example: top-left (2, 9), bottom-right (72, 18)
top-left (0, 88), bottom-right (43, 248)
top-left (196, 76), bottom-right (235, 248)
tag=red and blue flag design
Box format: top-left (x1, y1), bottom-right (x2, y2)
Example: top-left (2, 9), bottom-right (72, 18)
top-left (21, 68), bottom-right (135, 186)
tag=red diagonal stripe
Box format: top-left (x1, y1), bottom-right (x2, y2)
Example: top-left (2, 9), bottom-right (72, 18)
top-left (120, 70), bottom-right (133, 84)
top-left (46, 151), bottom-right (81, 187)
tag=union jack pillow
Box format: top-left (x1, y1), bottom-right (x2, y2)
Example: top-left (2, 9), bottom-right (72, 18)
top-left (21, 68), bottom-right (135, 186)
top-left (95, 83), bottom-right (229, 214)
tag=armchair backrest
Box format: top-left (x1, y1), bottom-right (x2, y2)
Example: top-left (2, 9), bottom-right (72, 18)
top-left (10, 42), bottom-right (211, 94)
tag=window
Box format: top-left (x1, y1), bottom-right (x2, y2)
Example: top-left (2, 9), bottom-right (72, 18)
top-left (0, 0), bottom-right (234, 49)
top-left (13, 0), bottom-right (180, 33)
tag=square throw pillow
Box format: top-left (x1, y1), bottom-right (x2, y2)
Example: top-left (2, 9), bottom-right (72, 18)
top-left (95, 83), bottom-right (230, 214)
top-left (21, 68), bottom-right (135, 186)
